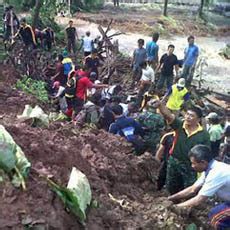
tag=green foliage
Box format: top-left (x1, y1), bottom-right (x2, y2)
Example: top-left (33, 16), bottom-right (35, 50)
top-left (35, 0), bottom-right (61, 32)
top-left (3, 0), bottom-right (23, 11)
top-left (48, 179), bottom-right (86, 223)
top-left (84, 0), bottom-right (104, 8)
top-left (47, 168), bottom-right (92, 223)
top-left (55, 30), bottom-right (66, 43)
top-left (71, 0), bottom-right (104, 12)
top-left (16, 76), bottom-right (49, 102)
top-left (3, 0), bottom-right (35, 11)
top-left (0, 125), bottom-right (31, 189)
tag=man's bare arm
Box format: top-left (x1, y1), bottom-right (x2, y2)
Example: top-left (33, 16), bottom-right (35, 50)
top-left (168, 184), bottom-right (201, 203)
top-left (177, 195), bottom-right (207, 208)
top-left (155, 101), bottom-right (175, 124)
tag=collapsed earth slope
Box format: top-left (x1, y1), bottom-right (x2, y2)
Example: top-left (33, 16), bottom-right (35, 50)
top-left (0, 64), bottom-right (209, 229)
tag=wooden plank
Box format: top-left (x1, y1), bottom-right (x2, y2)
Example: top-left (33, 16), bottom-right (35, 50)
top-left (205, 95), bottom-right (229, 109)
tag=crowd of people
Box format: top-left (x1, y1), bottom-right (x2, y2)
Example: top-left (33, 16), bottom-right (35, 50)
top-left (2, 7), bottom-right (230, 229)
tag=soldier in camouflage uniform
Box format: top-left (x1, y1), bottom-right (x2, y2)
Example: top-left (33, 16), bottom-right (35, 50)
top-left (137, 99), bottom-right (165, 154)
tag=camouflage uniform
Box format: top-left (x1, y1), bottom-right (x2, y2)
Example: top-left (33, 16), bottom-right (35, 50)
top-left (166, 156), bottom-right (197, 195)
top-left (138, 109), bottom-right (165, 154)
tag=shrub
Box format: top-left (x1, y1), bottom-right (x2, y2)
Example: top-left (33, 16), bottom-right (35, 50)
top-left (16, 76), bottom-right (49, 102)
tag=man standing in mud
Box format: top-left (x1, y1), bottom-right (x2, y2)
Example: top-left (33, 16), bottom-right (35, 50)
top-left (146, 32), bottom-right (159, 70)
top-left (152, 100), bottom-right (210, 195)
top-left (181, 35), bottom-right (199, 86)
top-left (168, 145), bottom-right (230, 229)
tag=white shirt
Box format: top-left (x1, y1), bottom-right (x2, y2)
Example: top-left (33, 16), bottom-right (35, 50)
top-left (55, 86), bottom-right (67, 111)
top-left (140, 65), bottom-right (155, 83)
top-left (83, 36), bottom-right (93, 52)
top-left (101, 85), bottom-right (117, 100)
top-left (224, 122), bottom-right (230, 130)
top-left (120, 103), bottom-right (129, 116)
top-left (194, 160), bottom-right (230, 201)
top-left (55, 86), bottom-right (65, 98)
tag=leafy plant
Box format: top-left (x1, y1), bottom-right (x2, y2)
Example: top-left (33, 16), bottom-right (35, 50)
top-left (46, 167), bottom-right (92, 224)
top-left (16, 76), bottom-right (49, 102)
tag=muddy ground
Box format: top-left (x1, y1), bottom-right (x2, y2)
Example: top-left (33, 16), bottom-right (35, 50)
top-left (0, 64), bottom-right (211, 229)
top-left (1, 4), bottom-right (228, 228)
top-left (76, 3), bottom-right (230, 37)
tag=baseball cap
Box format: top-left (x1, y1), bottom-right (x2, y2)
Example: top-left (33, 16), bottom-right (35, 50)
top-left (62, 50), bottom-right (68, 58)
top-left (90, 72), bottom-right (97, 78)
top-left (206, 112), bottom-right (218, 119)
top-left (52, 81), bottom-right (60, 89)
top-left (177, 78), bottom-right (186, 88)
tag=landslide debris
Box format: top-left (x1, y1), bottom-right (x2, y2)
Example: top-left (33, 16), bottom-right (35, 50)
top-left (0, 64), bottom-right (210, 229)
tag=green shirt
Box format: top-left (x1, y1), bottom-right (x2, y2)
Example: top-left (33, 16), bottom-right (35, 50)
top-left (208, 124), bottom-right (223, 142)
top-left (170, 118), bottom-right (210, 163)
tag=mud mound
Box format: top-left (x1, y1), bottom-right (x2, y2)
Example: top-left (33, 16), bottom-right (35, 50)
top-left (0, 64), bottom-right (209, 229)
top-left (0, 64), bottom-right (20, 86)
top-left (0, 121), bottom-right (151, 229)
top-left (0, 117), bottom-right (210, 229)
top-left (0, 63), bottom-right (50, 121)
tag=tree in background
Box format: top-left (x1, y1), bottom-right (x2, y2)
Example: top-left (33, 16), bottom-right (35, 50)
top-left (199, 0), bottom-right (205, 17)
top-left (32, 0), bottom-right (43, 28)
top-left (163, 0), bottom-right (168, 17)
top-left (3, 0), bottom-right (36, 10)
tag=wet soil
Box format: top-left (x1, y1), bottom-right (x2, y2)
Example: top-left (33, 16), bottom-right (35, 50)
top-left (0, 67), bottom-right (210, 228)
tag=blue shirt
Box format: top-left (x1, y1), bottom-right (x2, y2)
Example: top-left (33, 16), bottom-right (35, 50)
top-left (109, 116), bottom-right (144, 138)
top-left (146, 41), bottom-right (159, 61)
top-left (133, 47), bottom-right (147, 67)
top-left (183, 44), bottom-right (199, 66)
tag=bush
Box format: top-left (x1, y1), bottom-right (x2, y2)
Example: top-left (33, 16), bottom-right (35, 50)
top-left (3, 0), bottom-right (36, 11)
top-left (16, 76), bottom-right (49, 102)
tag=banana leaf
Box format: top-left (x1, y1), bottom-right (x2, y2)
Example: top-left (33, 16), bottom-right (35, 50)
top-left (17, 105), bottom-right (49, 127)
top-left (0, 125), bottom-right (31, 189)
top-left (47, 167), bottom-right (92, 223)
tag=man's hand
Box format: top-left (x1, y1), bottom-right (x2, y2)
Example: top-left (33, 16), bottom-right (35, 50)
top-left (150, 99), bottom-right (161, 108)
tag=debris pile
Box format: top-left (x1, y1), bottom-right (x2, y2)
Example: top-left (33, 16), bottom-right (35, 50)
top-left (0, 119), bottom-right (210, 229)
top-left (0, 66), bottom-right (210, 228)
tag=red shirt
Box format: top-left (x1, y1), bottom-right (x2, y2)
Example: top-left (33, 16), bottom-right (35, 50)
top-left (55, 62), bottom-right (65, 85)
top-left (76, 69), bottom-right (89, 78)
top-left (76, 77), bottom-right (93, 100)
